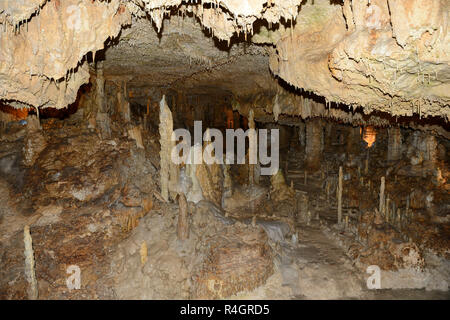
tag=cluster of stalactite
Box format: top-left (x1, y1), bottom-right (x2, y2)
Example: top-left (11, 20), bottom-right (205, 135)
top-left (1, 0), bottom-right (448, 123)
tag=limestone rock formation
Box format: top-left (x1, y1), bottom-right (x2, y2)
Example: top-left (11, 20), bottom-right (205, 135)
top-left (268, 0), bottom-right (450, 119)
top-left (0, 0), bottom-right (447, 121)
top-left (191, 224), bottom-right (274, 299)
top-left (0, 0), bottom-right (131, 109)
top-left (270, 170), bottom-right (294, 203)
top-left (159, 95), bottom-right (178, 201)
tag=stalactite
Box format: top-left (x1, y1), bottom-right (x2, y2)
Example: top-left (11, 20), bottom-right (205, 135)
top-left (273, 94), bottom-right (281, 122)
top-left (186, 143), bottom-right (204, 203)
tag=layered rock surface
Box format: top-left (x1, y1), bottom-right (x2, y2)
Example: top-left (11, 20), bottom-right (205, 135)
top-left (0, 0), bottom-right (448, 122)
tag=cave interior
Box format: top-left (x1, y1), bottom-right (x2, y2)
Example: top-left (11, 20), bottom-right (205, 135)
top-left (0, 0), bottom-right (449, 300)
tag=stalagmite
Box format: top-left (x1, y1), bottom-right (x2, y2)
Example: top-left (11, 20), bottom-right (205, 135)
top-left (270, 170), bottom-right (295, 202)
top-left (24, 225), bottom-right (38, 300)
top-left (196, 158), bottom-right (223, 206)
top-left (117, 81), bottom-right (131, 123)
top-left (128, 126), bottom-right (144, 149)
top-left (195, 129), bottom-right (224, 206)
top-left (0, 0), bottom-right (448, 301)
top-left (94, 62), bottom-right (111, 139)
top-left (184, 144), bottom-right (203, 203)
top-left (337, 166), bottom-right (343, 225)
top-left (159, 95), bottom-right (174, 202)
top-left (379, 177), bottom-right (385, 217)
top-left (177, 193), bottom-right (189, 241)
top-left (23, 115), bottom-right (46, 167)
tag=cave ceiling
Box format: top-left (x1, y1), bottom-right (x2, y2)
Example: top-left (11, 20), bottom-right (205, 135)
top-left (0, 0), bottom-right (449, 123)
top-left (102, 15), bottom-right (273, 103)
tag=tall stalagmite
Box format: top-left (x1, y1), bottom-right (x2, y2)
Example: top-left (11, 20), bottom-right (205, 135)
top-left (24, 225), bottom-right (38, 300)
top-left (94, 62), bottom-right (111, 139)
top-left (185, 143), bottom-right (204, 203)
top-left (117, 81), bottom-right (131, 124)
top-left (196, 129), bottom-right (224, 207)
top-left (159, 95), bottom-right (176, 202)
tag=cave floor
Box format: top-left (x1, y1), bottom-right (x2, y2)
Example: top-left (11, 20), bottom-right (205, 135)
top-left (0, 116), bottom-right (449, 299)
